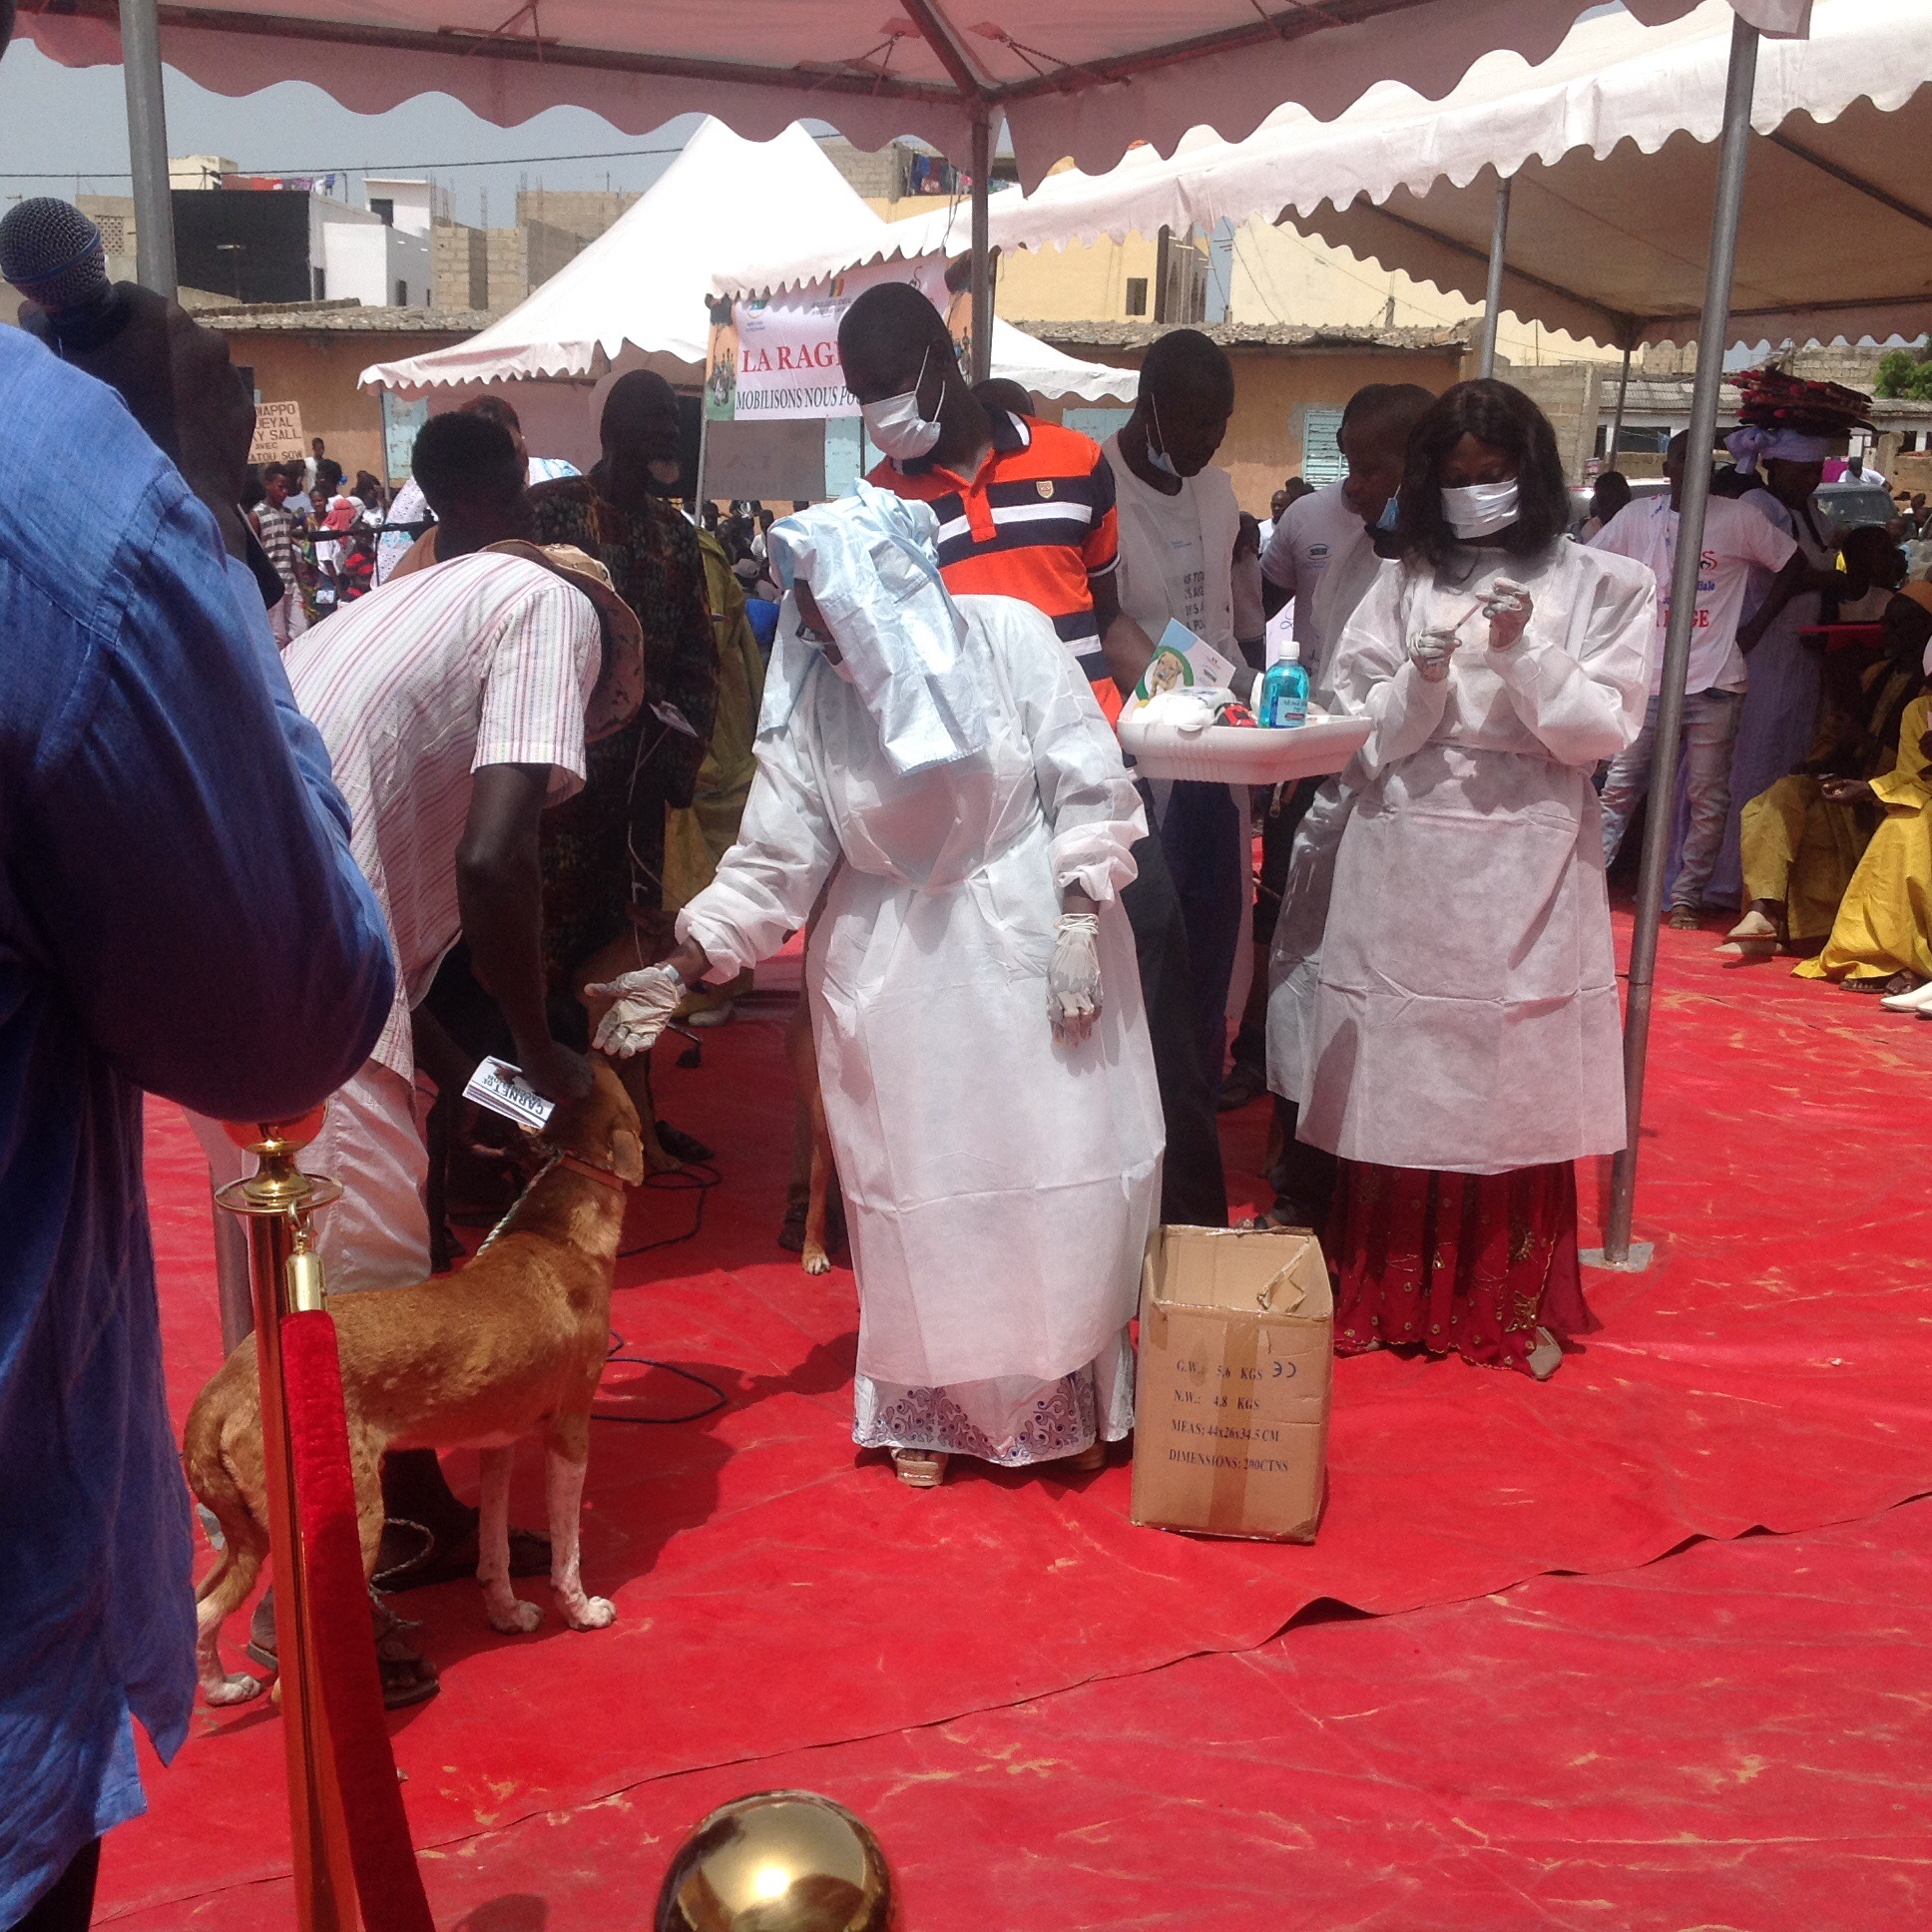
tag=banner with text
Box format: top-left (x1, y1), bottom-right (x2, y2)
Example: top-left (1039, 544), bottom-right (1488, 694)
top-left (706, 257), bottom-right (964, 423)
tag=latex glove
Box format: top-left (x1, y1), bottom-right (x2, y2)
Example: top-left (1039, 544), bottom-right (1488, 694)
top-left (1048, 913), bottom-right (1103, 1047)
top-left (1483, 580), bottom-right (1534, 651)
top-left (583, 964), bottom-right (685, 1059)
top-left (1407, 629), bottom-right (1461, 683)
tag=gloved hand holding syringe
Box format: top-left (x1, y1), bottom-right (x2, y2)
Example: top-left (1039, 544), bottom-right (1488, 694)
top-left (1407, 578), bottom-right (1534, 681)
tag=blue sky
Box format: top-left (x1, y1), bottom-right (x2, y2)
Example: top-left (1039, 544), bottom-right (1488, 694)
top-left (0, 39), bottom-right (700, 225)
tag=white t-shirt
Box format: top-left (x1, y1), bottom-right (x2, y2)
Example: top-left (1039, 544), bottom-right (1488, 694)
top-left (1259, 482), bottom-right (1362, 652)
top-left (1589, 495), bottom-right (1797, 696)
top-left (1103, 433), bottom-right (1238, 654)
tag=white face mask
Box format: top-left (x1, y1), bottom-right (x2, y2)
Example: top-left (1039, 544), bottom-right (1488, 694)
top-left (1440, 478), bottom-right (1520, 540)
top-left (858, 346), bottom-right (942, 462)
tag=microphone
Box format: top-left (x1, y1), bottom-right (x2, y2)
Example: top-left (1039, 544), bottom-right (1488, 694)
top-left (0, 198), bottom-right (131, 352)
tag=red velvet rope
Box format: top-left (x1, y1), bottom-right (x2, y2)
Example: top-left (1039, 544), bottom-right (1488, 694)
top-left (281, 1309), bottom-right (436, 1932)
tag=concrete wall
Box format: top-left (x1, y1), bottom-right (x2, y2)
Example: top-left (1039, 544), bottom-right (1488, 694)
top-left (997, 232), bottom-right (1166, 326)
top-left (432, 224), bottom-right (489, 311)
top-left (318, 220), bottom-right (430, 307)
top-left (482, 220), bottom-right (584, 309)
top-left (515, 190), bottom-right (639, 243)
top-left (1503, 362), bottom-right (1606, 482)
top-left (221, 326), bottom-right (475, 480)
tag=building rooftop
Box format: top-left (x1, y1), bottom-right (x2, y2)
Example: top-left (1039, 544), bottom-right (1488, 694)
top-left (183, 293), bottom-right (497, 331)
top-left (1021, 319), bottom-right (1473, 353)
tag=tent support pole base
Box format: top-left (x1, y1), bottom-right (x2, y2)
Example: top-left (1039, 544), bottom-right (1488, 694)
top-left (1581, 1243), bottom-right (1654, 1274)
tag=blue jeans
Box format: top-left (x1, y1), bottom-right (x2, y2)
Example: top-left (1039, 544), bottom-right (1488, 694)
top-left (1599, 690), bottom-right (1744, 910)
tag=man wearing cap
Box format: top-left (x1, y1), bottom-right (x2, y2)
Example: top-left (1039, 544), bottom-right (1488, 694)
top-left (192, 409), bottom-right (645, 1694)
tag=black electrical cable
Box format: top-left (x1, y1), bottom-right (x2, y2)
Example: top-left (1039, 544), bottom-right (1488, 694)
top-left (591, 1159), bottom-right (730, 1424)
top-left (619, 1158), bottom-right (721, 1257)
top-left (596, 1329), bottom-right (729, 1427)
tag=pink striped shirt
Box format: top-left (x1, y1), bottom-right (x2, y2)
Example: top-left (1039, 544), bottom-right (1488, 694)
top-left (286, 550), bottom-right (599, 1078)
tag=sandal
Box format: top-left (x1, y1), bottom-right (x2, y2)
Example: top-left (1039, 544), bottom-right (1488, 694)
top-left (1525, 1327), bottom-right (1564, 1382)
top-left (374, 1516), bottom-right (552, 1593)
top-left (892, 1449), bottom-right (948, 1489)
top-left (1065, 1441), bottom-right (1108, 1473)
top-left (247, 1590), bottom-right (441, 1710)
top-left (372, 1596), bottom-right (440, 1709)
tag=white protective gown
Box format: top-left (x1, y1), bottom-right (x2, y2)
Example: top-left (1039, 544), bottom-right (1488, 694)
top-left (1299, 540), bottom-right (1657, 1174)
top-left (678, 593), bottom-right (1165, 1459)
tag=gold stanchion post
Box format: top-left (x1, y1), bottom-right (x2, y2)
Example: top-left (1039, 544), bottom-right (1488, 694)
top-left (216, 1110), bottom-right (358, 1932)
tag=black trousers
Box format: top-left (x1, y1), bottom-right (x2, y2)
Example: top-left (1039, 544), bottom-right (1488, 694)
top-left (1121, 830), bottom-right (1229, 1228)
top-left (12, 1841), bottom-right (100, 1932)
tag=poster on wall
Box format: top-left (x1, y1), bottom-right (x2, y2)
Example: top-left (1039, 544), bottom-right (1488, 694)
top-left (381, 392), bottom-right (431, 484)
top-left (706, 257), bottom-right (971, 423)
top-left (248, 400), bottom-right (305, 464)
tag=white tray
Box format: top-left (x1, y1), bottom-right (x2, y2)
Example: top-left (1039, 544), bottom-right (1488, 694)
top-left (1119, 708), bottom-right (1370, 784)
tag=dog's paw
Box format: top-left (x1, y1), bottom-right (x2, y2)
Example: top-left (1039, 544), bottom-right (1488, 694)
top-left (801, 1246), bottom-right (832, 1276)
top-left (563, 1593), bottom-right (617, 1631)
top-left (488, 1599), bottom-right (543, 1635)
top-left (203, 1671), bottom-right (266, 1707)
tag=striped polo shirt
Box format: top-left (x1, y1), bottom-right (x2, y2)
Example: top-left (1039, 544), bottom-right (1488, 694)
top-left (868, 410), bottom-right (1120, 699)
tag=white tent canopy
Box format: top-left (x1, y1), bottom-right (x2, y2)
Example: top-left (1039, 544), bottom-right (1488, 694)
top-left (358, 118), bottom-right (1136, 403)
top-left (23, 0), bottom-right (1802, 189)
top-left (723, 0), bottom-right (1929, 349)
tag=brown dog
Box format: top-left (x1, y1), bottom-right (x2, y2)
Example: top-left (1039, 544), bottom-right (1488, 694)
top-left (185, 1061), bottom-right (644, 1705)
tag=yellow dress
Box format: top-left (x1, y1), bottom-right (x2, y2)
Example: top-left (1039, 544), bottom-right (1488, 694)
top-left (1795, 693), bottom-right (1932, 985)
top-left (663, 531), bottom-right (768, 912)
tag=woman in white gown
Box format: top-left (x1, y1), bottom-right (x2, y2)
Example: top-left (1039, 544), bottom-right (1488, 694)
top-left (1300, 381), bottom-right (1657, 1378)
top-left (591, 486), bottom-right (1164, 1485)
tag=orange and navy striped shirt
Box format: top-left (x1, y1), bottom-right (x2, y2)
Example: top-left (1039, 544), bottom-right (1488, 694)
top-left (867, 410), bottom-right (1121, 708)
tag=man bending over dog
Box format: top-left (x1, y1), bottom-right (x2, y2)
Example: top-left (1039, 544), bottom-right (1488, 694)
top-left (193, 407), bottom-right (646, 1703)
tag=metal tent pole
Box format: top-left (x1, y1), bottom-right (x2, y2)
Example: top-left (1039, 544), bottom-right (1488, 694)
top-left (1477, 180), bottom-right (1511, 378)
top-left (120, 0), bottom-right (178, 297)
top-left (968, 108), bottom-right (994, 384)
top-left (1607, 343), bottom-right (1634, 467)
top-left (1600, 15), bottom-right (1760, 1268)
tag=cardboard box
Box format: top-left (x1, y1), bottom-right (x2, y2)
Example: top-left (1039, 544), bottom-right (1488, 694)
top-left (1130, 1224), bottom-right (1333, 1543)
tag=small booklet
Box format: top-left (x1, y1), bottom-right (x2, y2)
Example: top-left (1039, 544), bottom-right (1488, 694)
top-left (1131, 618), bottom-right (1241, 708)
top-left (462, 1056), bottom-right (556, 1132)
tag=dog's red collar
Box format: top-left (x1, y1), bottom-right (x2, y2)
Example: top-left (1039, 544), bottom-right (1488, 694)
top-left (546, 1148), bottom-right (634, 1194)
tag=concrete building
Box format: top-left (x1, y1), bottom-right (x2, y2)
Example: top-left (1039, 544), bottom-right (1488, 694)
top-left (207, 299), bottom-right (495, 480)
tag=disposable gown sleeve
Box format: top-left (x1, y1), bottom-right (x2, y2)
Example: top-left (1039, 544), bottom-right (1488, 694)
top-left (1325, 565), bottom-right (1453, 784)
top-left (993, 601), bottom-right (1148, 901)
top-left (1478, 550), bottom-right (1658, 766)
top-left (674, 699), bottom-right (840, 980)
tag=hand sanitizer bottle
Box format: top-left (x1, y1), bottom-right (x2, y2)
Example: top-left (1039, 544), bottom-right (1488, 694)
top-left (1258, 636), bottom-right (1309, 728)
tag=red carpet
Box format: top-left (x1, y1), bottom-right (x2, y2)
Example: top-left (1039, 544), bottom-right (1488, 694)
top-left (107, 1500), bottom-right (1932, 1929)
top-left (106, 919), bottom-right (1932, 1923)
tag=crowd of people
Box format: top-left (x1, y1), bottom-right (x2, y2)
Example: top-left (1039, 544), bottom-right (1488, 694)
top-left (7, 43), bottom-right (1932, 1902)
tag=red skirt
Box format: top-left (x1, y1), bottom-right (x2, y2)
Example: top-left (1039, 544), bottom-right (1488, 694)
top-left (1326, 1159), bottom-right (1597, 1374)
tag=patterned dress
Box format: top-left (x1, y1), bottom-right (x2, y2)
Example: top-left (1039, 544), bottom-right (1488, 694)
top-left (528, 478), bottom-right (718, 988)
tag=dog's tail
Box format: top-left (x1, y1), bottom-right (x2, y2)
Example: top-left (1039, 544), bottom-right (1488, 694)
top-left (183, 1364), bottom-right (272, 1702)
